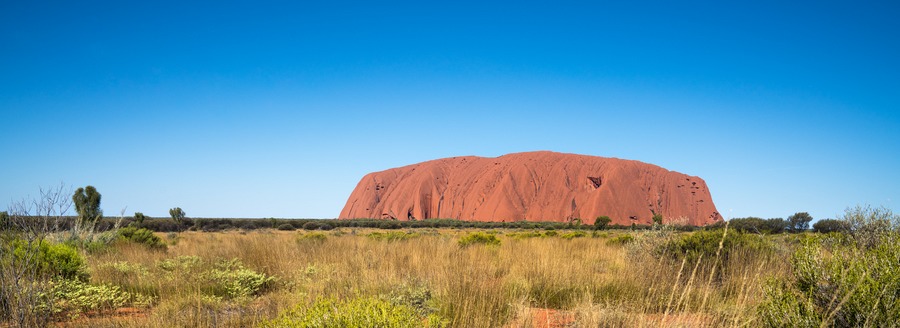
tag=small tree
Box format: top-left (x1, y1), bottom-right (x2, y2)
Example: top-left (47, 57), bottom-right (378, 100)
top-left (169, 207), bottom-right (185, 224)
top-left (652, 213), bottom-right (663, 225)
top-left (72, 186), bottom-right (102, 229)
top-left (0, 211), bottom-right (8, 229)
top-left (134, 212), bottom-right (146, 224)
top-left (787, 212), bottom-right (813, 232)
top-left (594, 216), bottom-right (612, 230)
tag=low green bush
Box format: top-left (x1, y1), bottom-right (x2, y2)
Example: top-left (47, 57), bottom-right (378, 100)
top-left (262, 296), bottom-right (447, 328)
top-left (5, 239), bottom-right (88, 281)
top-left (297, 232), bottom-right (327, 243)
top-left (560, 231), bottom-right (587, 239)
top-left (277, 223), bottom-right (295, 231)
top-left (118, 227), bottom-right (166, 250)
top-left (205, 259), bottom-right (275, 300)
top-left (758, 206), bottom-right (900, 327)
top-left (367, 231), bottom-right (420, 241)
top-left (658, 229), bottom-right (774, 265)
top-left (52, 279), bottom-right (154, 316)
top-left (507, 231), bottom-right (544, 239)
top-left (606, 234), bottom-right (634, 246)
top-left (458, 232), bottom-right (501, 247)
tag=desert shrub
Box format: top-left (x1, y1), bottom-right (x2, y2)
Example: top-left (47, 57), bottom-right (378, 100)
top-left (276, 223), bottom-right (295, 231)
top-left (117, 227), bottom-right (166, 250)
top-left (759, 206), bottom-right (900, 327)
top-left (158, 255), bottom-right (204, 272)
top-left (378, 220), bottom-right (403, 229)
top-left (659, 230), bottom-right (774, 265)
top-left (301, 222), bottom-right (320, 230)
top-left (811, 218), bottom-right (850, 233)
top-left (263, 296), bottom-right (447, 328)
top-left (758, 236), bottom-right (900, 327)
top-left (297, 232), bottom-right (327, 243)
top-left (543, 230), bottom-right (558, 237)
top-left (205, 259), bottom-right (275, 300)
top-left (606, 234), bottom-right (634, 246)
top-left (7, 239), bottom-right (88, 281)
top-left (319, 223), bottom-right (334, 231)
top-left (729, 217), bottom-right (789, 234)
top-left (560, 231), bottom-right (587, 239)
top-left (367, 231), bottom-right (420, 241)
top-left (52, 279), bottom-right (153, 316)
top-left (507, 231), bottom-right (544, 239)
top-left (458, 232), bottom-right (500, 247)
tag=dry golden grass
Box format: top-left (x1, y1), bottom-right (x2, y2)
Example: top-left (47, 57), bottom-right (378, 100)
top-left (62, 228), bottom-right (789, 328)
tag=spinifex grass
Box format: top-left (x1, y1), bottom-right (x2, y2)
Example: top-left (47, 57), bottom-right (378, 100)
top-left (59, 228), bottom-right (789, 327)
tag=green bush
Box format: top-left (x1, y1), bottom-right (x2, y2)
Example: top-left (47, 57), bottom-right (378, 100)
top-left (811, 219), bottom-right (849, 233)
top-left (205, 259), bottom-right (275, 299)
top-left (758, 236), bottom-right (900, 327)
top-left (659, 230), bottom-right (774, 265)
top-left (606, 234), bottom-right (634, 246)
top-left (458, 232), bottom-right (501, 247)
top-left (52, 279), bottom-right (154, 316)
top-left (6, 239), bottom-right (88, 281)
top-left (118, 227), bottom-right (166, 250)
top-left (277, 223), bottom-right (295, 231)
top-left (378, 221), bottom-right (403, 229)
top-left (367, 231), bottom-right (420, 241)
top-left (297, 232), bottom-right (327, 243)
top-left (759, 206), bottom-right (900, 327)
top-left (507, 231), bottom-right (544, 239)
top-left (302, 222), bottom-right (320, 230)
top-left (560, 231), bottom-right (587, 239)
top-left (262, 296), bottom-right (447, 328)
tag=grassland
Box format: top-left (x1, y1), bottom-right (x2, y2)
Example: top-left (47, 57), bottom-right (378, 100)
top-left (26, 226), bottom-right (786, 328)
top-left (4, 205), bottom-right (898, 327)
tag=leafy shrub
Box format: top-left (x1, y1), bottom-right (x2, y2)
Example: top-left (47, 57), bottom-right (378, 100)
top-left (758, 235), bottom-right (900, 327)
top-left (659, 230), bottom-right (774, 265)
top-left (811, 219), bottom-right (850, 233)
top-left (262, 296), bottom-right (447, 328)
top-left (117, 227), bottom-right (166, 250)
top-left (205, 259), bottom-right (275, 299)
top-left (606, 234), bottom-right (634, 246)
top-left (276, 223), bottom-right (295, 231)
top-left (297, 232), bottom-right (327, 243)
top-left (507, 231), bottom-right (544, 239)
top-left (158, 255), bottom-right (203, 272)
top-left (729, 217), bottom-right (789, 234)
top-left (7, 239), bottom-right (88, 281)
top-left (560, 231), bottom-right (587, 239)
top-left (367, 231), bottom-right (420, 241)
top-left (301, 222), bottom-right (320, 230)
top-left (458, 232), bottom-right (501, 247)
top-left (378, 221), bottom-right (403, 229)
top-left (543, 230), bottom-right (558, 237)
top-left (319, 223), bottom-right (334, 231)
top-left (759, 206), bottom-right (900, 327)
top-left (52, 279), bottom-right (154, 316)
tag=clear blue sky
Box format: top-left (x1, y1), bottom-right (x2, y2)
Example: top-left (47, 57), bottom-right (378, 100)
top-left (2, 0), bottom-right (898, 220)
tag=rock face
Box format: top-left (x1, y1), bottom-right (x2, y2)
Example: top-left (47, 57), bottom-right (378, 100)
top-left (339, 151), bottom-right (722, 226)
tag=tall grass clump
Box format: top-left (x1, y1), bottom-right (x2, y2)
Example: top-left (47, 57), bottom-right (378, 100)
top-left (758, 206), bottom-right (900, 327)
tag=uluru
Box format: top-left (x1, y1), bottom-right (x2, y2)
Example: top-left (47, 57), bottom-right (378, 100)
top-left (339, 151), bottom-right (722, 226)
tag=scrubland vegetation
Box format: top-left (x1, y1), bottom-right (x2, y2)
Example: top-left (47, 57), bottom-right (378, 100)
top-left (2, 187), bottom-right (898, 327)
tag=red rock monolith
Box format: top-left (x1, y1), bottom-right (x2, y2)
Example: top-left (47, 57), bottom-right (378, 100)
top-left (339, 151), bottom-right (722, 226)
